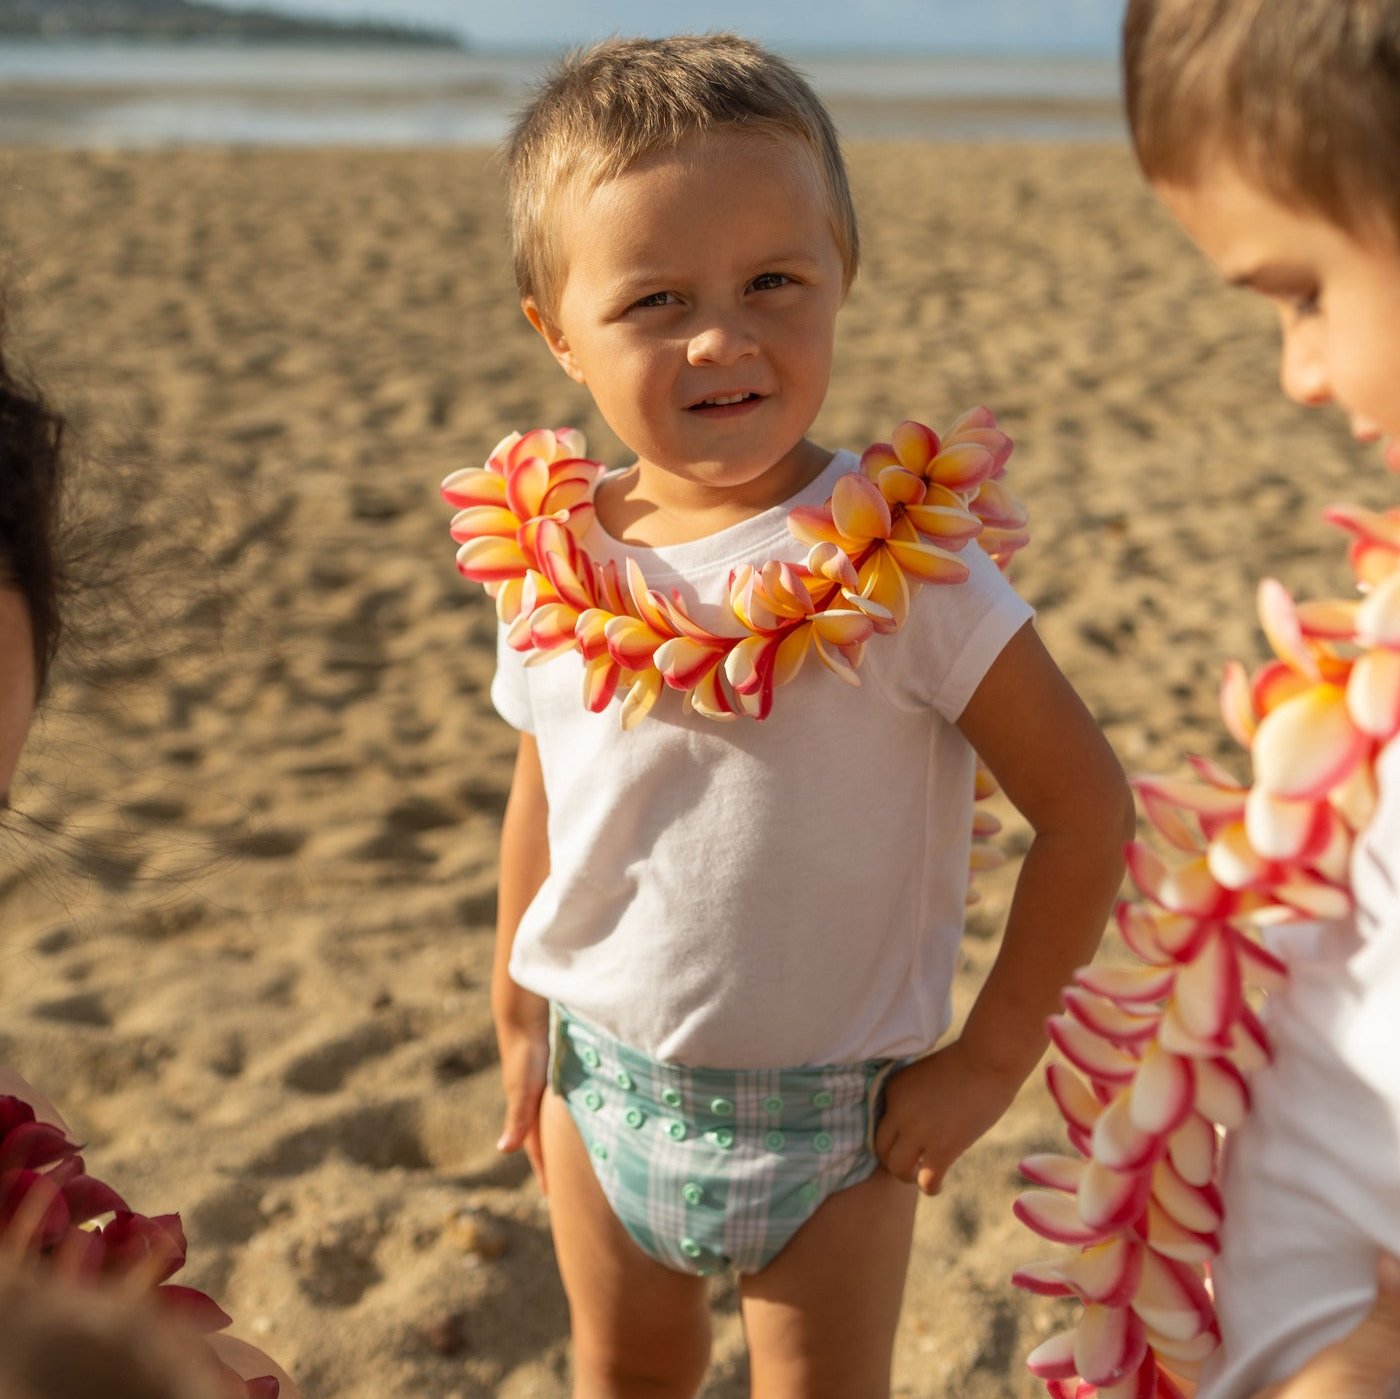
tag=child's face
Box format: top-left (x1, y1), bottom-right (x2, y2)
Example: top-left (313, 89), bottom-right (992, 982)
top-left (1155, 158), bottom-right (1400, 469)
top-left (525, 130), bottom-right (846, 509)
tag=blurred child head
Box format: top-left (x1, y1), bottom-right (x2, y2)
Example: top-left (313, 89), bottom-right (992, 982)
top-left (0, 333), bottom-right (65, 802)
top-left (1123, 0), bottom-right (1400, 458)
top-left (0, 333), bottom-right (65, 697)
top-left (504, 32), bottom-right (859, 327)
top-left (0, 1268), bottom-right (233, 1399)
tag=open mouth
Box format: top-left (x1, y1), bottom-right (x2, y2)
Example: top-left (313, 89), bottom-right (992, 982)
top-left (687, 392), bottom-right (762, 411)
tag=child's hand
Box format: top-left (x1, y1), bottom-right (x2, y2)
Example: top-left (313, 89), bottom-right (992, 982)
top-left (494, 991), bottom-right (550, 1191)
top-left (874, 1041), bottom-right (1022, 1196)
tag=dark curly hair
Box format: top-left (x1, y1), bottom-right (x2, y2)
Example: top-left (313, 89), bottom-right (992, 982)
top-left (0, 340), bottom-right (65, 697)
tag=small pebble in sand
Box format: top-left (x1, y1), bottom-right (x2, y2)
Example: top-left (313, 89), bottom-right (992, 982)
top-left (444, 1206), bottom-right (508, 1259)
top-left (420, 1310), bottom-right (470, 1357)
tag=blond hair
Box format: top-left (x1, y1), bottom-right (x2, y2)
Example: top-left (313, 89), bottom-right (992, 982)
top-left (1123, 0), bottom-right (1400, 242)
top-left (504, 33), bottom-right (859, 321)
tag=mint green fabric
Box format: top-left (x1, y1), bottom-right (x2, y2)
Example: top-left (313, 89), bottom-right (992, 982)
top-left (551, 1004), bottom-right (898, 1275)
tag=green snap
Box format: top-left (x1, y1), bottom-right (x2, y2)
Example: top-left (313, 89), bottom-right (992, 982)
top-left (661, 1087), bottom-right (683, 1108)
top-left (583, 1090), bottom-right (603, 1111)
top-left (710, 1128), bottom-right (735, 1150)
top-left (682, 1182), bottom-right (704, 1205)
top-left (667, 1120), bottom-right (687, 1141)
top-left (680, 1237), bottom-right (703, 1258)
top-left (592, 1143), bottom-right (609, 1162)
top-left (811, 1090), bottom-right (834, 1108)
top-left (580, 1045), bottom-right (601, 1068)
top-left (763, 1095), bottom-right (784, 1114)
top-left (710, 1096), bottom-right (734, 1116)
top-left (615, 1070), bottom-right (635, 1091)
top-left (798, 1182), bottom-right (820, 1204)
top-left (813, 1131), bottom-right (834, 1152)
top-left (764, 1130), bottom-right (785, 1152)
top-left (624, 1107), bottom-right (645, 1129)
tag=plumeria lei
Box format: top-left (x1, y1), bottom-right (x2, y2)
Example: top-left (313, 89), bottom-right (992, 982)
top-left (0, 1094), bottom-right (279, 1397)
top-left (443, 409), bottom-right (1030, 892)
top-left (1013, 503), bottom-right (1400, 1397)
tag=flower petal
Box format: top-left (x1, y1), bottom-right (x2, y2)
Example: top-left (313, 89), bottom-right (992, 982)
top-left (1347, 647), bottom-right (1400, 739)
top-left (1258, 578), bottom-right (1321, 680)
top-left (1132, 1249), bottom-right (1213, 1342)
top-left (1047, 1014), bottom-right (1140, 1085)
top-left (891, 419), bottom-right (941, 472)
top-left (1172, 928), bottom-right (1241, 1046)
top-left (449, 504), bottom-right (521, 541)
top-left (654, 636), bottom-right (727, 691)
top-left (1015, 1189), bottom-right (1113, 1246)
top-left (1167, 1113), bottom-right (1217, 1188)
top-left (1192, 1058), bottom-right (1250, 1130)
top-left (620, 668), bottom-right (662, 729)
top-left (1026, 1328), bottom-right (1081, 1382)
top-left (1019, 1153), bottom-right (1086, 1192)
top-left (928, 442), bottom-right (996, 492)
top-left (1078, 1157), bottom-right (1152, 1232)
top-left (1075, 1304), bottom-right (1148, 1389)
top-left (1129, 1043), bottom-right (1195, 1137)
top-left (831, 472), bottom-right (893, 542)
top-left (440, 466), bottom-right (508, 510)
top-left (1151, 1157), bottom-right (1223, 1236)
top-left (1253, 685), bottom-right (1367, 800)
top-left (883, 536), bottom-right (971, 585)
top-left (455, 535), bottom-right (529, 584)
top-left (1075, 962), bottom-right (1177, 1006)
top-left (1046, 1062), bottom-right (1105, 1137)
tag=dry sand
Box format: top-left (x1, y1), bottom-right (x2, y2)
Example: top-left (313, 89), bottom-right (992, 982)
top-left (0, 143), bottom-right (1389, 1398)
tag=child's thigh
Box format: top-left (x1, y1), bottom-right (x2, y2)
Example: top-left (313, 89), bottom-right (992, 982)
top-left (539, 1090), bottom-right (711, 1391)
top-left (739, 1166), bottom-right (917, 1399)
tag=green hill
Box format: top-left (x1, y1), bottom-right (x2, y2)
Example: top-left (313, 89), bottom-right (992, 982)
top-left (0, 0), bottom-right (464, 46)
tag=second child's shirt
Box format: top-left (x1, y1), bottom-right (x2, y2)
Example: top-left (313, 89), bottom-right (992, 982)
top-left (492, 449), bottom-right (1033, 1069)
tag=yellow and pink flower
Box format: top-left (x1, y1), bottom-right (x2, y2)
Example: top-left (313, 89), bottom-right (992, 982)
top-left (442, 411), bottom-right (1031, 892)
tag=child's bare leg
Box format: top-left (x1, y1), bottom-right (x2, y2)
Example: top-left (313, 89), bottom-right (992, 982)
top-left (539, 1089), bottom-right (712, 1399)
top-left (739, 1167), bottom-right (917, 1399)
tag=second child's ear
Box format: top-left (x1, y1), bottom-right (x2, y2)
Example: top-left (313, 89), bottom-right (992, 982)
top-left (522, 298), bottom-right (586, 386)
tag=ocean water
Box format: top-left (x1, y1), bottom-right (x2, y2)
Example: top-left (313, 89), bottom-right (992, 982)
top-left (0, 42), bottom-right (1124, 147)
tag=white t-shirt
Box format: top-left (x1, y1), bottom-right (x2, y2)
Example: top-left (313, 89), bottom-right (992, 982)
top-left (1200, 737), bottom-right (1400, 1398)
top-left (491, 449), bottom-right (1033, 1069)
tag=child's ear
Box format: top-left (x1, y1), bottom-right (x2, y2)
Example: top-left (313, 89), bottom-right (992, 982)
top-left (522, 298), bottom-right (586, 385)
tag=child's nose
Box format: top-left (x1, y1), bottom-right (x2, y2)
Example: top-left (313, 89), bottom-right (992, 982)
top-left (1279, 331), bottom-right (1330, 409)
top-left (686, 314), bottom-right (757, 366)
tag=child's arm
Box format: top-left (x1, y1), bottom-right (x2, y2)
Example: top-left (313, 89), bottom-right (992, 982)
top-left (876, 620), bottom-right (1134, 1195)
top-left (493, 732), bottom-right (552, 1188)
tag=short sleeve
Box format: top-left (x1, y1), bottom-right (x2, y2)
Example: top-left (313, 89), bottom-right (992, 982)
top-left (490, 620), bottom-right (535, 732)
top-left (869, 542), bottom-right (1034, 720)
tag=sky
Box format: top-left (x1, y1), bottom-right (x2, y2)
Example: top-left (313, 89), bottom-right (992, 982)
top-left (223, 0), bottom-right (1127, 53)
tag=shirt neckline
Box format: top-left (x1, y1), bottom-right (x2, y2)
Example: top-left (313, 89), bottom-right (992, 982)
top-left (583, 450), bottom-right (857, 579)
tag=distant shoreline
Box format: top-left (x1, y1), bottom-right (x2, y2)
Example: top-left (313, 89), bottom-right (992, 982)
top-left (0, 0), bottom-right (463, 49)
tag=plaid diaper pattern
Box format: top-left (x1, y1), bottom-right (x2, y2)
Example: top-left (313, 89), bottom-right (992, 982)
top-left (551, 1004), bottom-right (897, 1276)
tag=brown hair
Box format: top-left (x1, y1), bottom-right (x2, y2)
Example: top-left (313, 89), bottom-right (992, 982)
top-left (504, 32), bottom-right (860, 321)
top-left (1123, 0), bottom-right (1400, 241)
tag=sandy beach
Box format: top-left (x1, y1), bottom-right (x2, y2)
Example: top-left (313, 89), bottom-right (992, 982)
top-left (0, 142), bottom-right (1388, 1398)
